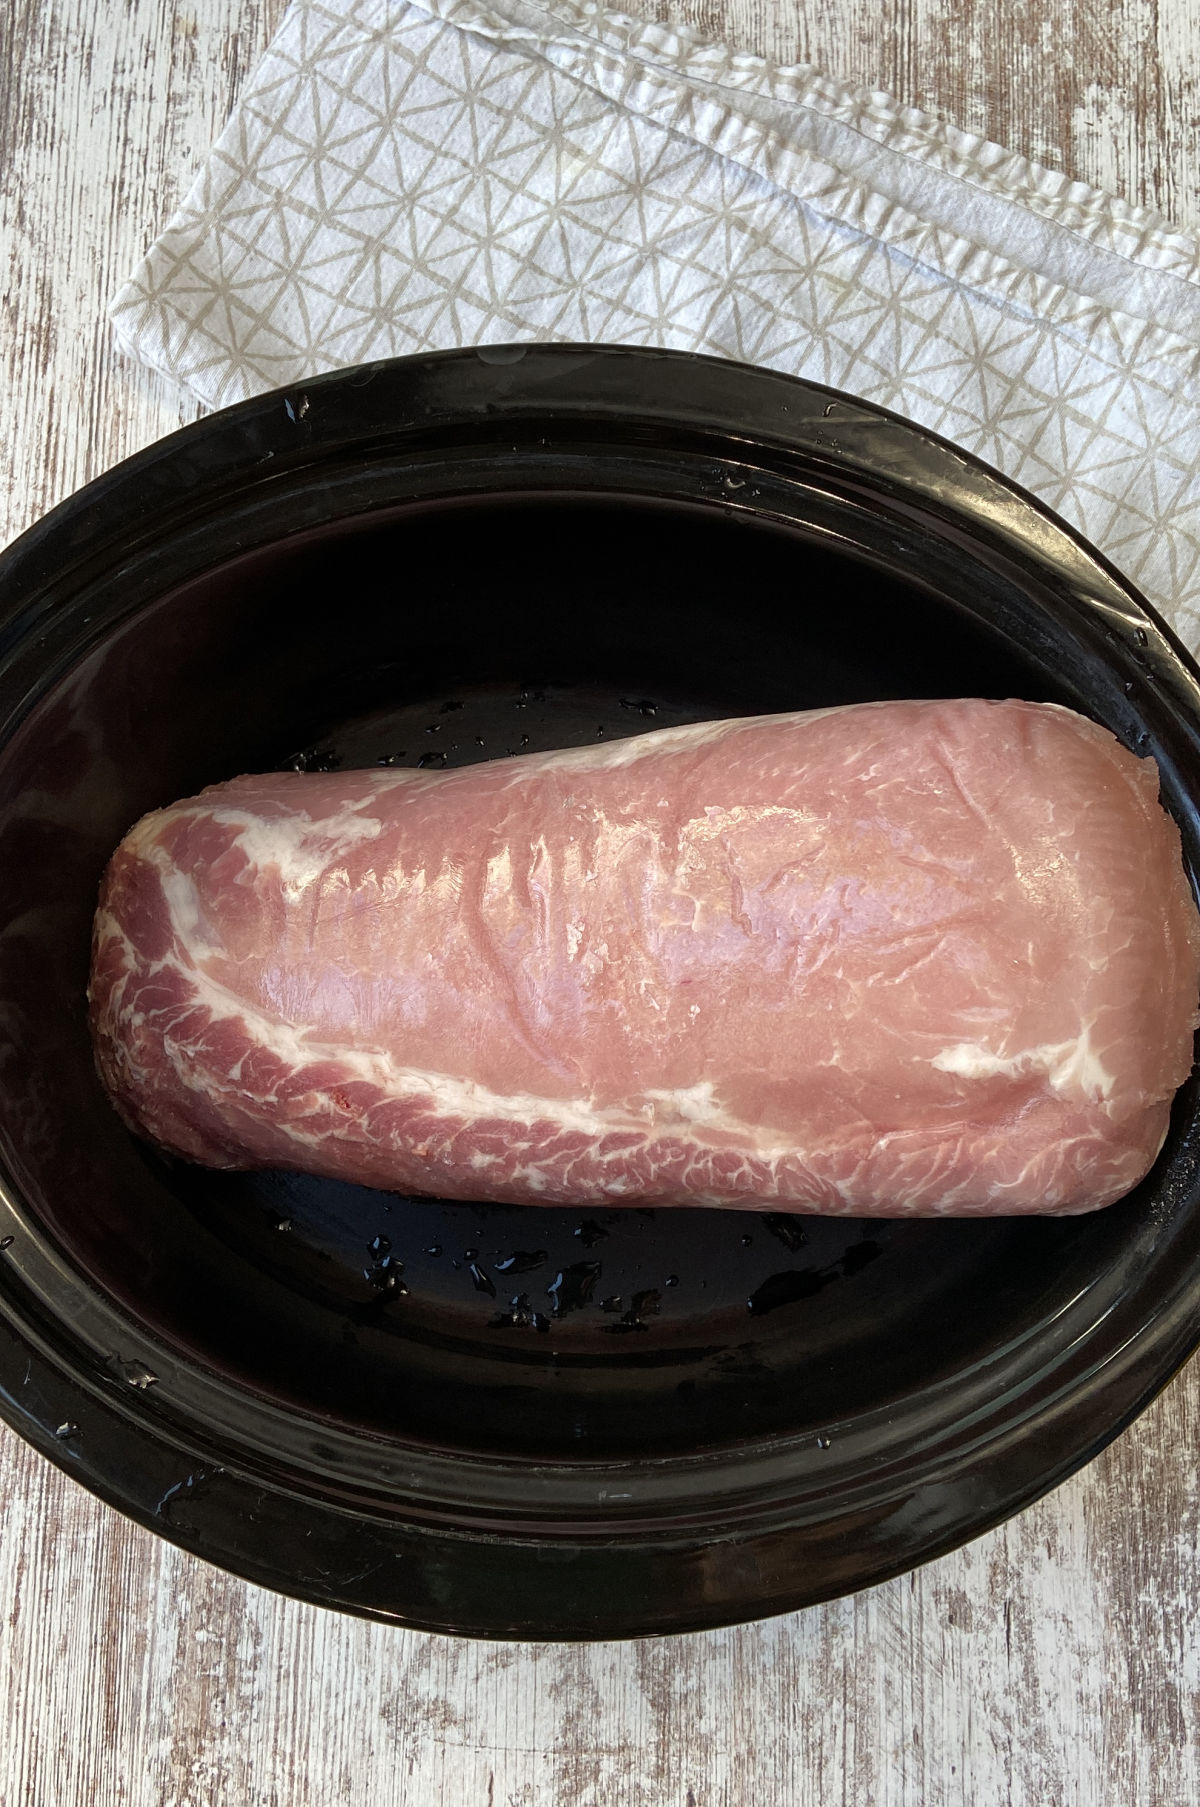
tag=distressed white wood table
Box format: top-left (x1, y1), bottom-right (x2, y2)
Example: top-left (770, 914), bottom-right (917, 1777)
top-left (3, 3), bottom-right (1199, 1801)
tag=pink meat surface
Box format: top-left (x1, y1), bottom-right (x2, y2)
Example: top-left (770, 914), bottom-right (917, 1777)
top-left (89, 699), bottom-right (1200, 1216)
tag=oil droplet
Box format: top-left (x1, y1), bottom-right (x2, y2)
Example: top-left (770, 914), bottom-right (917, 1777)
top-left (475, 343), bottom-right (527, 366)
top-left (546, 1260), bottom-right (602, 1316)
top-left (574, 1220), bottom-right (608, 1247)
top-left (55, 1422), bottom-right (79, 1440)
top-left (840, 1239), bottom-right (881, 1277)
top-left (740, 1234), bottom-right (753, 1247)
top-left (664, 1274), bottom-right (679, 1288)
top-left (288, 745), bottom-right (341, 773)
top-left (468, 1261), bottom-right (496, 1297)
top-left (368, 1234), bottom-right (392, 1259)
top-left (494, 1249), bottom-right (548, 1274)
top-left (365, 1254), bottom-right (406, 1293)
top-left (816, 1435), bottom-right (832, 1450)
top-left (0, 1235), bottom-right (12, 1251)
top-left (1135, 626), bottom-right (1149, 647)
top-left (760, 1212), bottom-right (808, 1252)
top-left (602, 1288), bottom-right (661, 1334)
top-left (423, 1244), bottom-right (443, 1257)
top-left (156, 1468), bottom-right (222, 1521)
top-left (107, 1354), bottom-right (159, 1388)
top-left (488, 1292), bottom-right (551, 1332)
top-left (748, 1268), bottom-right (829, 1315)
top-left (274, 1217), bottom-right (293, 1233)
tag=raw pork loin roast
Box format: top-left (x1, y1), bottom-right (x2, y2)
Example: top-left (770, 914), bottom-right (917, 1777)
top-left (90, 699), bottom-right (1200, 1217)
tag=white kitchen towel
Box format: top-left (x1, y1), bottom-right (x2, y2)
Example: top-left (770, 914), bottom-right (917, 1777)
top-left (112, 0), bottom-right (1200, 646)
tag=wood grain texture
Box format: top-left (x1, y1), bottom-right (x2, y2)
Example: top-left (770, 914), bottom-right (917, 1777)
top-left (3, 2), bottom-right (1200, 1803)
top-left (652, 0), bottom-right (1200, 230)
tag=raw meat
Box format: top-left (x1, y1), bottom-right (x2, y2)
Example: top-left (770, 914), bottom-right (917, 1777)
top-left (88, 699), bottom-right (1200, 1216)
